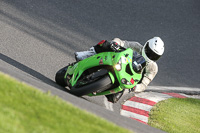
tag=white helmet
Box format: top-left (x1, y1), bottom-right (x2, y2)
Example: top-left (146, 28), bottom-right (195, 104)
top-left (142, 37), bottom-right (164, 62)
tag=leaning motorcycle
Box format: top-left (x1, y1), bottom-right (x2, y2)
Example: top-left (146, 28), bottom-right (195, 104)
top-left (55, 48), bottom-right (146, 97)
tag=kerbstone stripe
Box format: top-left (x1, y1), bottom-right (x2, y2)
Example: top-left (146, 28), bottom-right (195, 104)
top-left (120, 92), bottom-right (188, 124)
top-left (123, 101), bottom-right (153, 112)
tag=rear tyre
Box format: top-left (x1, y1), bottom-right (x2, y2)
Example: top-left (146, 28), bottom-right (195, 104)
top-left (69, 74), bottom-right (112, 96)
top-left (55, 66), bottom-right (68, 87)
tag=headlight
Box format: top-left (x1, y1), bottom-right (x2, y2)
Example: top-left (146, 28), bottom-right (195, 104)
top-left (115, 64), bottom-right (121, 71)
top-left (115, 58), bottom-right (122, 71)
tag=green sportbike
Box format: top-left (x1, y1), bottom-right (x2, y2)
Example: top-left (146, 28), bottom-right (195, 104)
top-left (55, 47), bottom-right (146, 98)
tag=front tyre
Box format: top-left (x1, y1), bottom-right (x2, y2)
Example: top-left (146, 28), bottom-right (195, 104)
top-left (55, 66), bottom-right (68, 87)
top-left (69, 75), bottom-right (112, 96)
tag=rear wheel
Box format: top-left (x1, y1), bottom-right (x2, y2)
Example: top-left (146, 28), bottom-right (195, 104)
top-left (69, 74), bottom-right (112, 96)
top-left (55, 66), bottom-right (68, 87)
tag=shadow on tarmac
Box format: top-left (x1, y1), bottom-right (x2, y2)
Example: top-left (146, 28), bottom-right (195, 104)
top-left (0, 53), bottom-right (66, 92)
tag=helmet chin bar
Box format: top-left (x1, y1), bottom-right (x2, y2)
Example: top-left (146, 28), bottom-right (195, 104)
top-left (142, 44), bottom-right (153, 63)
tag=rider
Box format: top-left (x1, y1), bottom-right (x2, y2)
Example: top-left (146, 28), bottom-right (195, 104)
top-left (75, 37), bottom-right (165, 103)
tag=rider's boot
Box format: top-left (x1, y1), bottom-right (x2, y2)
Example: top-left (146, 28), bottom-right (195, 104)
top-left (75, 47), bottom-right (96, 61)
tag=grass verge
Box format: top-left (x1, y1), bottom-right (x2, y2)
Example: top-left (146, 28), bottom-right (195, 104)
top-left (0, 72), bottom-right (132, 133)
top-left (148, 97), bottom-right (200, 133)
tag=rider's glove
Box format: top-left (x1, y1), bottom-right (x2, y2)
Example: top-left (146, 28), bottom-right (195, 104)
top-left (110, 41), bottom-right (120, 52)
top-left (134, 83), bottom-right (146, 93)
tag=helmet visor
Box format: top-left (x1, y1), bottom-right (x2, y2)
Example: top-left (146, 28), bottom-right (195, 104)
top-left (145, 43), bottom-right (161, 61)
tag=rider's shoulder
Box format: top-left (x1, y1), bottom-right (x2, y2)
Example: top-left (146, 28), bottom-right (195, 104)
top-left (147, 61), bottom-right (158, 65)
top-left (146, 61), bottom-right (158, 72)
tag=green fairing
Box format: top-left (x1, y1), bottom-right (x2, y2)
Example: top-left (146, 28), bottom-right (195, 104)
top-left (65, 48), bottom-right (143, 96)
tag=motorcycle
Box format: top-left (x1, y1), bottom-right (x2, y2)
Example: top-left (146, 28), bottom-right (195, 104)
top-left (55, 47), bottom-right (146, 97)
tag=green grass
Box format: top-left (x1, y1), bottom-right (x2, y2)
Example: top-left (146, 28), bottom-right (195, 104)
top-left (0, 72), bottom-right (132, 133)
top-left (148, 97), bottom-right (200, 133)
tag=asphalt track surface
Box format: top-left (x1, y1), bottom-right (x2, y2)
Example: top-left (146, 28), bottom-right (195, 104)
top-left (0, 0), bottom-right (200, 132)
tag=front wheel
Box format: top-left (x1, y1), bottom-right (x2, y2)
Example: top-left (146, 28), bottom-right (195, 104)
top-left (55, 66), bottom-right (68, 87)
top-left (69, 74), bottom-right (112, 96)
